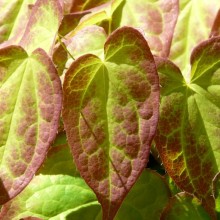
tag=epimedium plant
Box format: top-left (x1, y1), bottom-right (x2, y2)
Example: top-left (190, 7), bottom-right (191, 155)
top-left (0, 0), bottom-right (220, 219)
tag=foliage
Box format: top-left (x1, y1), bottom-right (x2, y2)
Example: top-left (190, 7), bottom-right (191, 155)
top-left (0, 0), bottom-right (220, 219)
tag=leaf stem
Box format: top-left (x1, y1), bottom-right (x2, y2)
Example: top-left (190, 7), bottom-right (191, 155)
top-left (57, 34), bottom-right (75, 61)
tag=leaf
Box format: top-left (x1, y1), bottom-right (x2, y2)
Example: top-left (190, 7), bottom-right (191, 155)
top-left (0, 0), bottom-right (36, 44)
top-left (111, 0), bottom-right (179, 57)
top-left (169, 0), bottom-right (220, 79)
top-left (71, 0), bottom-right (110, 12)
top-left (114, 169), bottom-right (171, 220)
top-left (62, 26), bottom-right (159, 220)
top-left (213, 172), bottom-right (220, 215)
top-left (0, 45), bottom-right (62, 204)
top-left (58, 11), bottom-right (90, 36)
top-left (0, 144), bottom-right (99, 220)
top-left (154, 37), bottom-right (220, 217)
top-left (161, 192), bottom-right (211, 220)
top-left (19, 0), bottom-right (63, 55)
top-left (210, 9), bottom-right (220, 38)
top-left (66, 0), bottom-right (123, 37)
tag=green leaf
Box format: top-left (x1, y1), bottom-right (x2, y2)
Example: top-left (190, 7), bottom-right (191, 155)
top-left (71, 0), bottom-right (110, 12)
top-left (67, 0), bottom-right (123, 37)
top-left (0, 45), bottom-right (62, 204)
top-left (0, 144), bottom-right (98, 220)
top-left (169, 0), bottom-right (220, 80)
top-left (19, 0), bottom-right (63, 55)
top-left (58, 11), bottom-right (90, 36)
top-left (212, 172), bottom-right (220, 215)
top-left (154, 37), bottom-right (220, 217)
top-left (161, 193), bottom-right (211, 220)
top-left (111, 0), bottom-right (179, 57)
top-left (62, 26), bottom-right (159, 220)
top-left (114, 169), bottom-right (171, 220)
top-left (0, 0), bottom-right (36, 44)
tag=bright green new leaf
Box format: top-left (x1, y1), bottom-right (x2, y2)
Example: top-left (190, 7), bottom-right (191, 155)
top-left (169, 0), bottom-right (220, 80)
top-left (63, 26), bottom-right (159, 220)
top-left (0, 0), bottom-right (36, 44)
top-left (0, 45), bottom-right (62, 204)
top-left (161, 193), bottom-right (211, 220)
top-left (19, 0), bottom-right (63, 55)
top-left (154, 36), bottom-right (220, 217)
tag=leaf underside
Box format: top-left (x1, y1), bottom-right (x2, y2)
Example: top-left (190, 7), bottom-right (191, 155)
top-left (62, 26), bottom-right (159, 220)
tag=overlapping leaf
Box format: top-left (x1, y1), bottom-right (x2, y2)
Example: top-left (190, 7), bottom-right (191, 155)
top-left (19, 0), bottom-right (63, 55)
top-left (62, 26), bottom-right (159, 220)
top-left (0, 0), bottom-right (36, 44)
top-left (66, 0), bottom-right (123, 37)
top-left (114, 169), bottom-right (170, 220)
top-left (0, 45), bottom-right (62, 204)
top-left (111, 0), bottom-right (179, 57)
top-left (0, 144), bottom-right (98, 220)
top-left (70, 0), bottom-right (110, 12)
top-left (0, 155), bottom-right (170, 220)
top-left (154, 36), bottom-right (220, 217)
top-left (210, 9), bottom-right (220, 38)
top-left (161, 193), bottom-right (211, 220)
top-left (54, 25), bottom-right (107, 76)
top-left (169, 0), bottom-right (220, 79)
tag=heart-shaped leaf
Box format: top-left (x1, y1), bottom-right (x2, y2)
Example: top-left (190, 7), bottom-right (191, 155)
top-left (0, 45), bottom-right (62, 204)
top-left (154, 36), bottom-right (220, 217)
top-left (62, 26), bottom-right (160, 220)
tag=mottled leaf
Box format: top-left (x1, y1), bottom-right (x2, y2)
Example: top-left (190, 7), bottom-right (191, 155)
top-left (0, 144), bottom-right (98, 220)
top-left (62, 26), bottom-right (159, 220)
top-left (154, 37), bottom-right (220, 217)
top-left (111, 0), bottom-right (178, 57)
top-left (0, 45), bottom-right (62, 204)
top-left (169, 0), bottom-right (220, 79)
top-left (19, 0), bottom-right (63, 55)
top-left (161, 193), bottom-right (211, 220)
top-left (0, 0), bottom-right (36, 44)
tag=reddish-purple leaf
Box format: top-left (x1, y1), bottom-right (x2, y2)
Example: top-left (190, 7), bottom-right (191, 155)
top-left (210, 9), bottom-right (220, 38)
top-left (0, 45), bottom-right (62, 204)
top-left (62, 26), bottom-right (159, 220)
